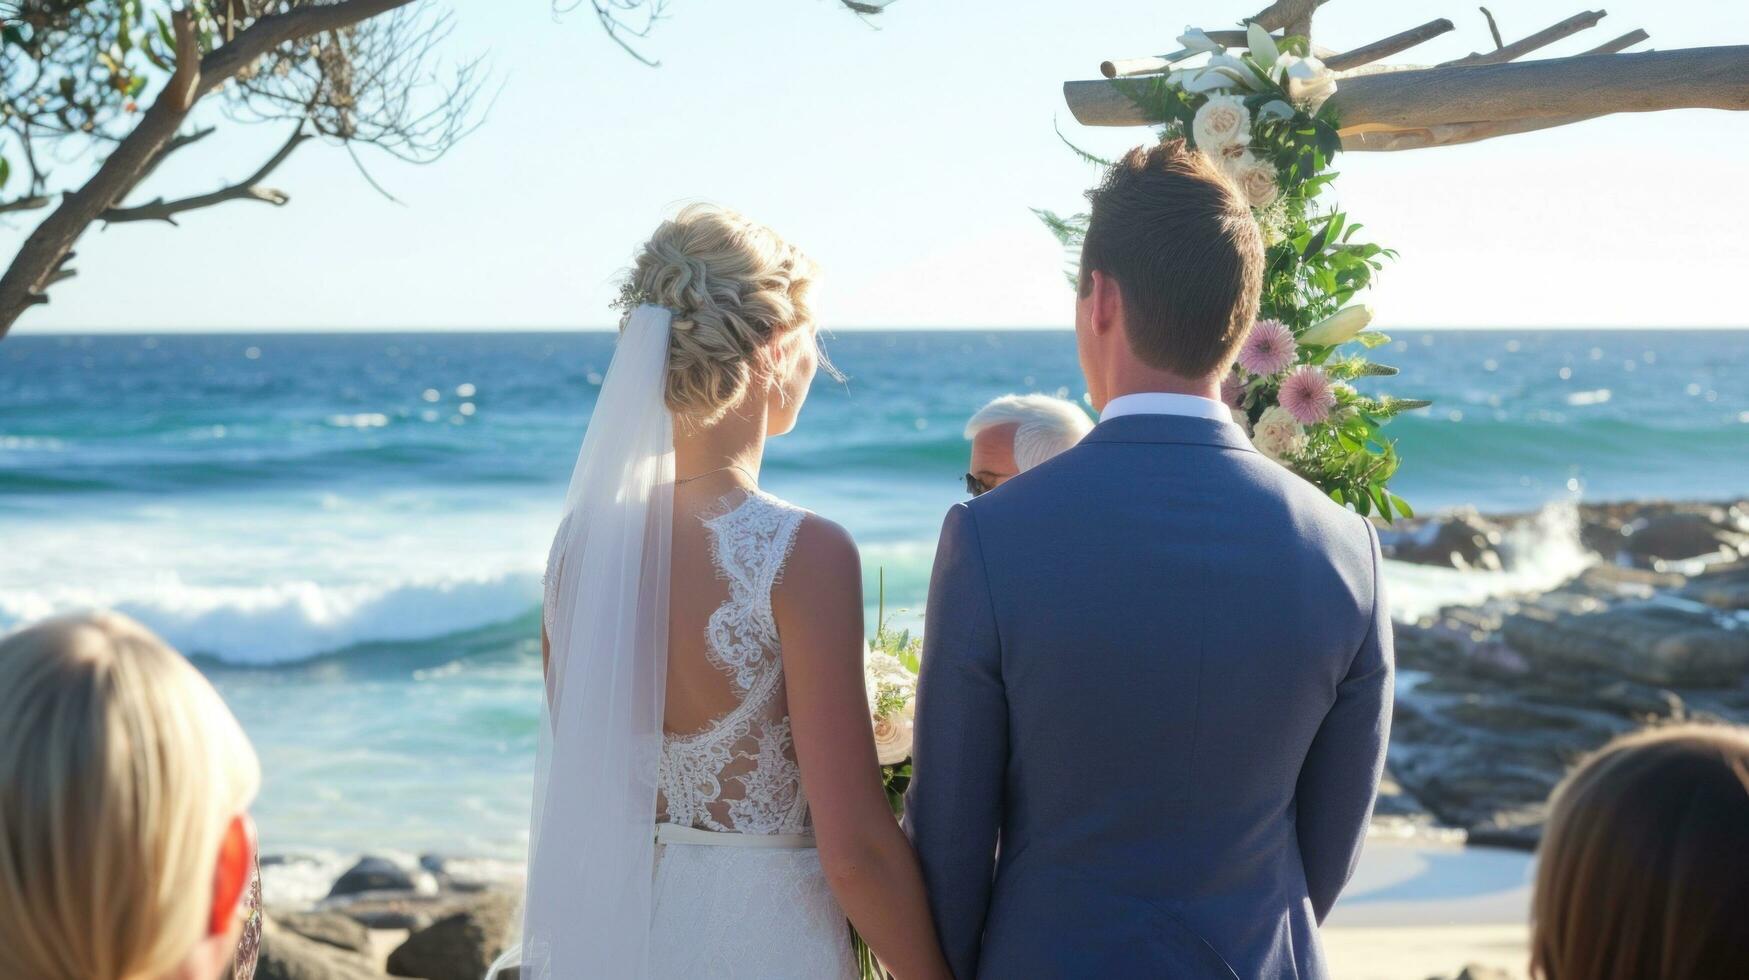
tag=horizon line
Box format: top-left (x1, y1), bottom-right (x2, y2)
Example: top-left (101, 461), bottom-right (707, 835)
top-left (12, 323), bottom-right (1749, 337)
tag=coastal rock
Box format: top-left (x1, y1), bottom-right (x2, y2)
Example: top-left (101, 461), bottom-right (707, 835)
top-left (1383, 509), bottom-right (1504, 572)
top-left (386, 893), bottom-right (515, 980)
top-left (1683, 563), bottom-right (1749, 611)
top-left (277, 911), bottom-right (372, 956)
top-left (257, 919), bottom-right (386, 980)
top-left (1621, 508), bottom-right (1749, 564)
top-left (1502, 606), bottom-right (1749, 687)
top-left (328, 857), bottom-right (415, 899)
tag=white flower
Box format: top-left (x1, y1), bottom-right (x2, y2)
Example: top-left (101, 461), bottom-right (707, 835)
top-left (1252, 405), bottom-right (1308, 461)
top-left (1177, 27), bottom-right (1224, 54)
top-left (1204, 53), bottom-right (1268, 92)
top-left (1276, 54), bottom-right (1338, 109)
top-left (1256, 99), bottom-right (1295, 122)
top-left (1246, 22), bottom-right (1280, 69)
top-left (1192, 94), bottom-right (1250, 152)
top-left (1181, 67), bottom-right (1242, 94)
top-left (871, 699), bottom-right (915, 766)
top-left (1301, 304), bottom-right (1375, 346)
top-left (1231, 153), bottom-right (1280, 208)
top-left (1229, 407), bottom-right (1252, 435)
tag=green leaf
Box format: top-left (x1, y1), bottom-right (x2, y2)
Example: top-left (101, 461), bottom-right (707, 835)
top-left (0, 157), bottom-right (9, 189)
top-left (1389, 494), bottom-right (1415, 520)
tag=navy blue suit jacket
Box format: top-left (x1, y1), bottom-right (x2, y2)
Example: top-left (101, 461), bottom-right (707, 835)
top-left (905, 412), bottom-right (1393, 979)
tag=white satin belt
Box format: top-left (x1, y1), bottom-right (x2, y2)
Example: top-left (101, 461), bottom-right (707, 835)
top-left (655, 824), bottom-right (817, 849)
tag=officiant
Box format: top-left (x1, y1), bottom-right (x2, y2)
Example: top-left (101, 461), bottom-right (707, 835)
top-left (962, 394), bottom-right (1094, 497)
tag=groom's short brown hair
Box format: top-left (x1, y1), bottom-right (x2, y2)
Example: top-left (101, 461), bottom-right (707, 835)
top-left (1079, 140), bottom-right (1264, 379)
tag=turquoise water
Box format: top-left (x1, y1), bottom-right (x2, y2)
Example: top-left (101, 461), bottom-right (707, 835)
top-left (3, 329), bottom-right (1745, 859)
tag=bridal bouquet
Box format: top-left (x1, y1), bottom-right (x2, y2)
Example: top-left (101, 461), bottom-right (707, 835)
top-left (1040, 22), bottom-right (1429, 520)
top-left (866, 627), bottom-right (920, 816)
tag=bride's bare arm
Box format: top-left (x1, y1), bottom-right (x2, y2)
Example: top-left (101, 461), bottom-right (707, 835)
top-left (776, 517), bottom-right (952, 980)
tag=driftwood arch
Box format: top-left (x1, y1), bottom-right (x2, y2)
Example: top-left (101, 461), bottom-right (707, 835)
top-left (1064, 1), bottom-right (1749, 151)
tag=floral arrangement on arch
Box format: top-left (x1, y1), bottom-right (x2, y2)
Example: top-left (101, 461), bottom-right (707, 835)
top-left (1040, 22), bottom-right (1429, 519)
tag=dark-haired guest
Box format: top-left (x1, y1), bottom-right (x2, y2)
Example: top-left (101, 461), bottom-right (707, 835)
top-left (1533, 723), bottom-right (1749, 980)
top-left (0, 612), bottom-right (261, 980)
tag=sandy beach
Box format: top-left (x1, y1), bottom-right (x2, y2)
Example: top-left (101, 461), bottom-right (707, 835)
top-left (1326, 839), bottom-right (1532, 979)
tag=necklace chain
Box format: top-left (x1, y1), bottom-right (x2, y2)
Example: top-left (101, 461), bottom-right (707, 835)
top-left (675, 463), bottom-right (757, 487)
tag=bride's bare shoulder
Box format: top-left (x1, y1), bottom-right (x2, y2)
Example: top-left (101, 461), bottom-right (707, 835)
top-left (772, 512), bottom-right (862, 625)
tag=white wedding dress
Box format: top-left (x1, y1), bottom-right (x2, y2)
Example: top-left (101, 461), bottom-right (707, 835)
top-left (542, 487), bottom-right (858, 980)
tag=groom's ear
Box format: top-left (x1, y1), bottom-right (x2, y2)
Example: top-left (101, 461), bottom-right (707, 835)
top-left (1087, 269), bottom-right (1125, 340)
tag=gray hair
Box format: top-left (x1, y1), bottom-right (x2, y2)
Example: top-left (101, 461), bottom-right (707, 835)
top-left (964, 394), bottom-right (1095, 472)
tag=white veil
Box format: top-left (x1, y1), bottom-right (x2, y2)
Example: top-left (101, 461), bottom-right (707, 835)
top-left (494, 304), bottom-right (675, 979)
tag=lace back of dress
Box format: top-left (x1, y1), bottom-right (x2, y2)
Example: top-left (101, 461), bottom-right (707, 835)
top-left (657, 491), bottom-right (810, 835)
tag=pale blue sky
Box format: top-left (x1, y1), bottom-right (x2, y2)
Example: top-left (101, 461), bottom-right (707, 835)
top-left (6, 0), bottom-right (1747, 332)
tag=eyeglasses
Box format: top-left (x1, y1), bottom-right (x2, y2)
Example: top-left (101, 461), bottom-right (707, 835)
top-left (965, 473), bottom-right (993, 498)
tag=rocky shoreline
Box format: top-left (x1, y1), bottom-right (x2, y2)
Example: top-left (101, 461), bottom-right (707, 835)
top-left (1379, 498), bottom-right (1749, 849)
top-left (258, 854), bottom-right (521, 980)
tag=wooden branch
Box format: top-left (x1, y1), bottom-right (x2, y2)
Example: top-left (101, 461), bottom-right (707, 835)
top-left (0, 0), bottom-right (419, 338)
top-left (1343, 114), bottom-right (1606, 151)
top-left (1444, 10), bottom-right (1607, 67)
top-left (1583, 29), bottom-right (1649, 56)
top-left (102, 130), bottom-right (310, 225)
top-left (1250, 0), bottom-right (1331, 37)
top-left (1064, 46), bottom-right (1749, 130)
top-left (1480, 7), bottom-right (1505, 50)
top-left (0, 195), bottom-right (52, 215)
top-left (1333, 47), bottom-right (1748, 128)
top-left (1325, 19), bottom-right (1456, 72)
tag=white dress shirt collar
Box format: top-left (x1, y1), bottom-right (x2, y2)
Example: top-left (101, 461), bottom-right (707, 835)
top-left (1100, 392), bottom-right (1234, 424)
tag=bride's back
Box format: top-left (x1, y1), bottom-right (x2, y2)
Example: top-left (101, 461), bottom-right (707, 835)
top-left (659, 483), bottom-right (811, 834)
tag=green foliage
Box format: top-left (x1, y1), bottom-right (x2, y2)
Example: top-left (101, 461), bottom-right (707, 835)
top-left (1038, 25), bottom-right (1430, 520)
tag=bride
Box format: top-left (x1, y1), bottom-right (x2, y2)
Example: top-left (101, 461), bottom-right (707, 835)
top-left (507, 204), bottom-right (950, 979)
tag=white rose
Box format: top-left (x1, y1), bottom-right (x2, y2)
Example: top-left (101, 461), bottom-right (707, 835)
top-left (1277, 54), bottom-right (1337, 109)
top-left (1233, 155), bottom-right (1279, 207)
top-left (1192, 94), bottom-right (1251, 152)
top-left (1230, 407), bottom-right (1252, 435)
top-left (1252, 405), bottom-right (1308, 461)
top-left (872, 699), bottom-right (915, 766)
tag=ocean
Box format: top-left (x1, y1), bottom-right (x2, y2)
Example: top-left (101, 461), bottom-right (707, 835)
top-left (3, 328), bottom-right (1746, 881)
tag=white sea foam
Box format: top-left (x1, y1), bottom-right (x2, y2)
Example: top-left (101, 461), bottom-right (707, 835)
top-left (1383, 501), bottom-right (1595, 622)
top-left (0, 571), bottom-right (543, 665)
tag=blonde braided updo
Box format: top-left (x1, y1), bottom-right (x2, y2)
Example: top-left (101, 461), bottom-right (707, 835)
top-left (621, 204), bottom-right (820, 424)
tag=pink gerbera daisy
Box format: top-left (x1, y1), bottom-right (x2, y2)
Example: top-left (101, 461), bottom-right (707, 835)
top-left (1237, 319), bottom-right (1296, 377)
top-left (1279, 366), bottom-right (1337, 425)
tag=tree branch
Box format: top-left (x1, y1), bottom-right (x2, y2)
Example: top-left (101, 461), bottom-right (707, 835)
top-left (197, 0), bottom-right (421, 98)
top-left (1444, 10), bottom-right (1607, 67)
top-left (1326, 19), bottom-right (1456, 72)
top-left (0, 195), bottom-right (52, 215)
top-left (101, 129), bottom-right (310, 225)
top-left (131, 126), bottom-right (219, 191)
top-left (0, 0), bottom-right (422, 337)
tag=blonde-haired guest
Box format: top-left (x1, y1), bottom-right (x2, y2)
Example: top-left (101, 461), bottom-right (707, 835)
top-left (0, 612), bottom-right (261, 980)
top-left (1532, 723), bottom-right (1749, 980)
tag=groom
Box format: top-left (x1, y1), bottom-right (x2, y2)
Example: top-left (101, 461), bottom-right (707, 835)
top-left (905, 140), bottom-right (1393, 979)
